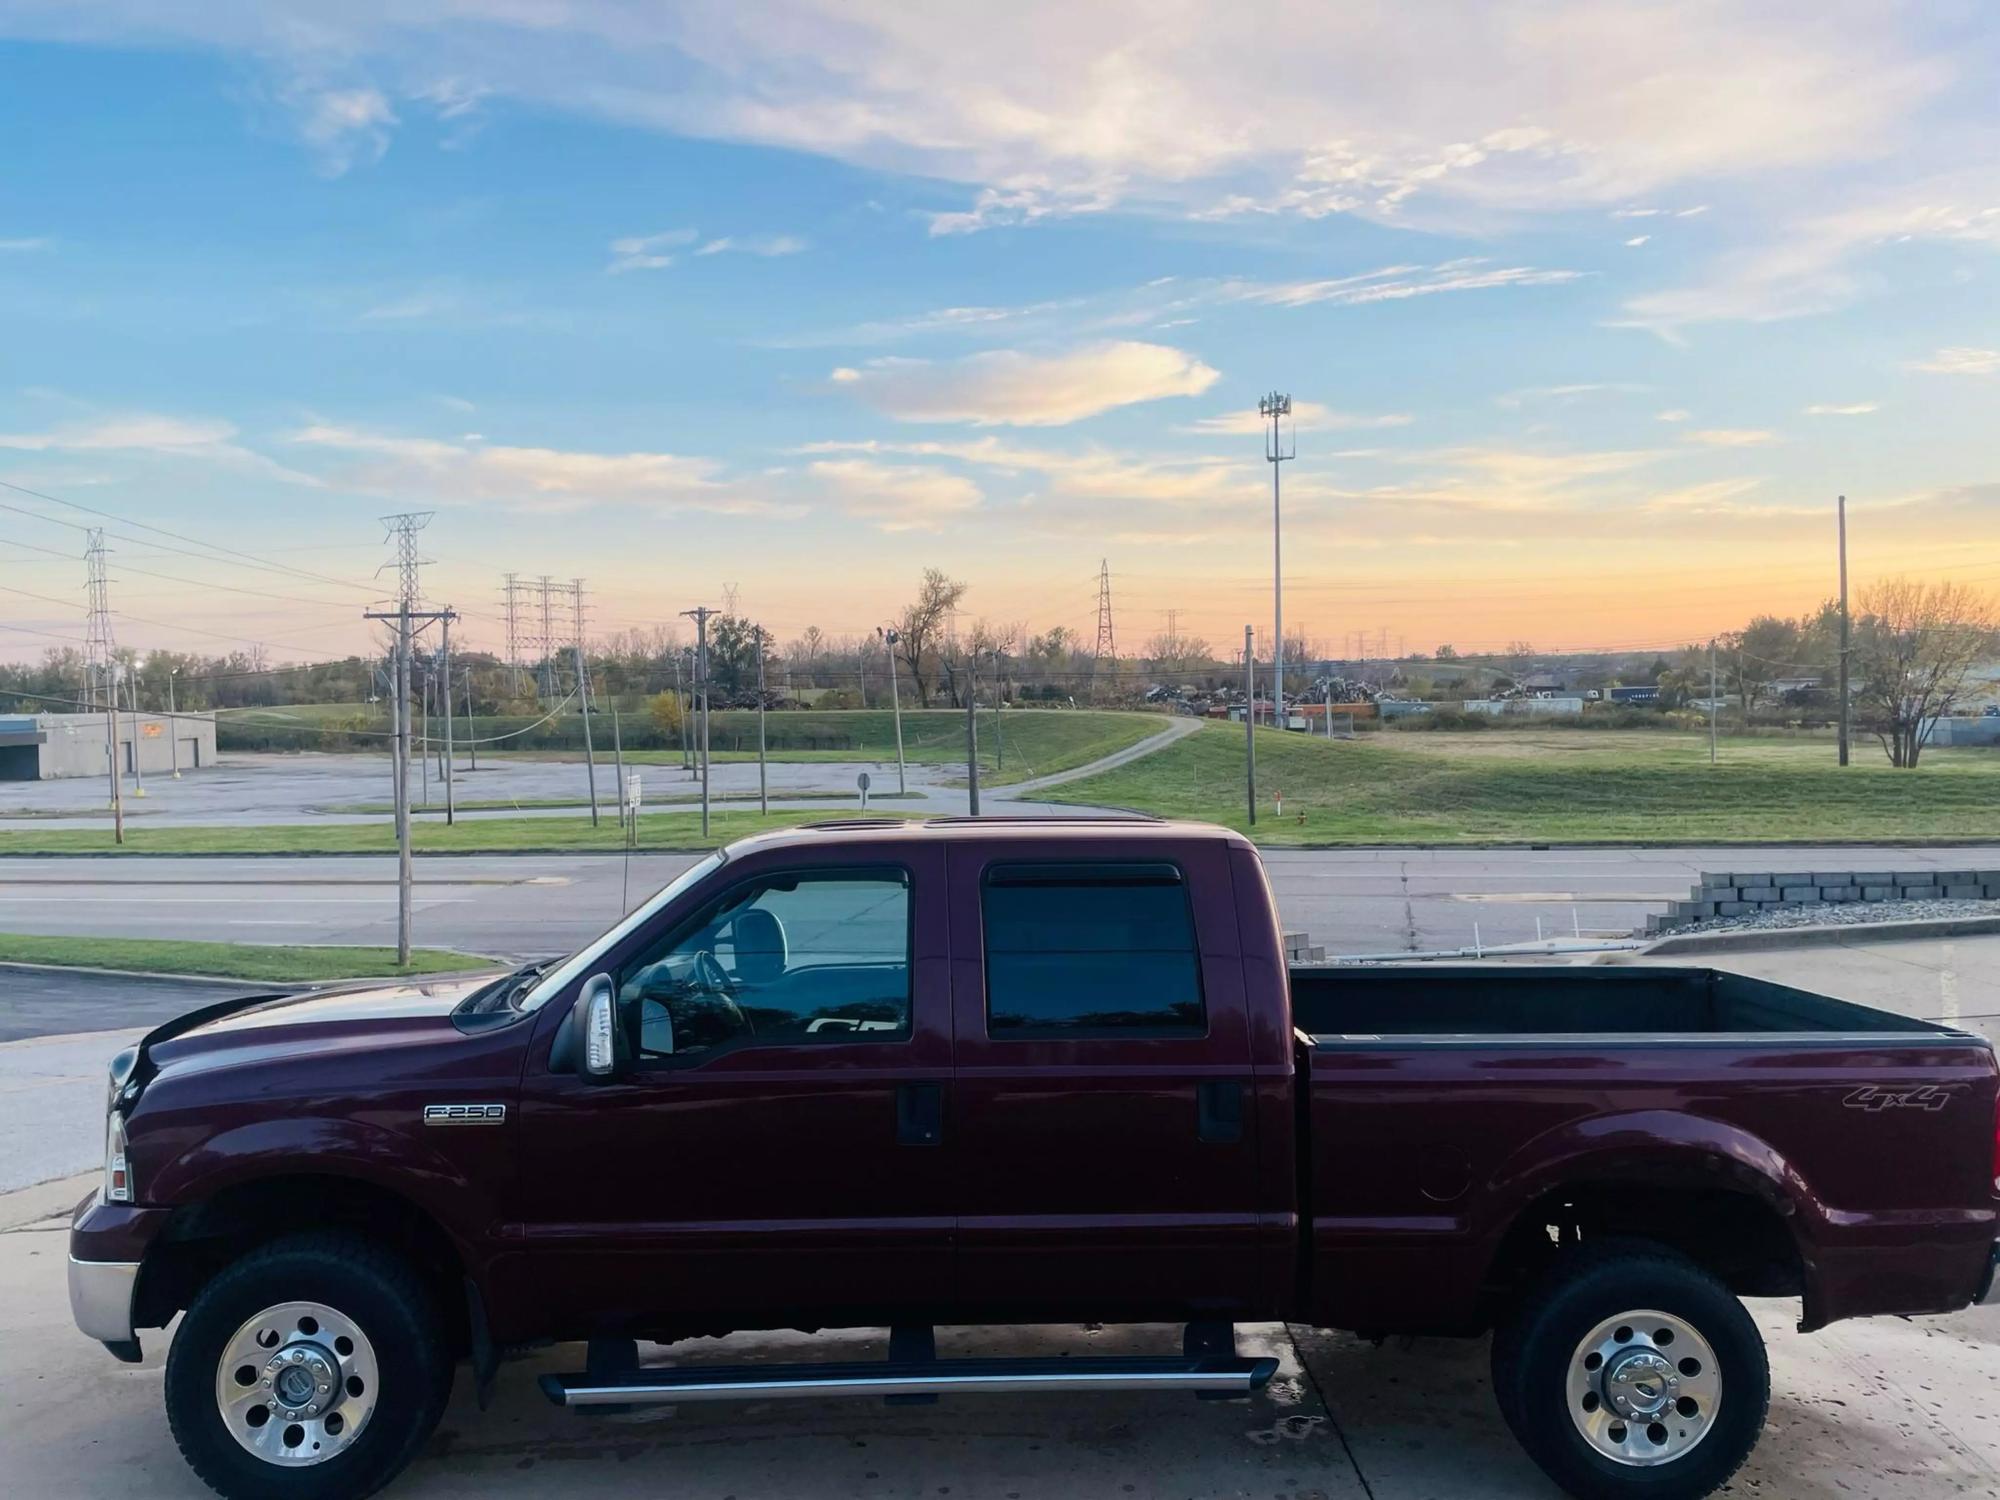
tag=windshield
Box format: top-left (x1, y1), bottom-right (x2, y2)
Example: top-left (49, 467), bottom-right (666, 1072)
top-left (517, 851), bottom-right (727, 1012)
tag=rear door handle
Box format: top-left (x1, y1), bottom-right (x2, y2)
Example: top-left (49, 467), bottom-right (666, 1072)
top-left (1196, 1081), bottom-right (1244, 1144)
top-left (896, 1082), bottom-right (943, 1146)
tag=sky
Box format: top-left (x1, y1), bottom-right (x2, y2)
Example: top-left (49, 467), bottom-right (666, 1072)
top-left (0, 0), bottom-right (1996, 670)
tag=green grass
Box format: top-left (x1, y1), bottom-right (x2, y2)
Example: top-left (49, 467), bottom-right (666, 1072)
top-left (500, 709), bottom-right (1164, 786)
top-left (0, 933), bottom-right (493, 981)
top-left (1046, 722), bottom-right (2000, 844)
top-left (0, 807), bottom-right (924, 856)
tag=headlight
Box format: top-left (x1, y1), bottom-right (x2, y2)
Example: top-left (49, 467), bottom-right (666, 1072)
top-left (104, 1110), bottom-right (132, 1204)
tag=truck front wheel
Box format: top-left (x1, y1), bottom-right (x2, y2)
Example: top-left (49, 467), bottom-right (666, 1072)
top-left (1491, 1240), bottom-right (1769, 1499)
top-left (164, 1232), bottom-right (453, 1500)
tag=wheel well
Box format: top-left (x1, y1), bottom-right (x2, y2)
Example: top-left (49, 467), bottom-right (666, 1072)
top-left (1483, 1180), bottom-right (1803, 1315)
top-left (136, 1175), bottom-right (471, 1353)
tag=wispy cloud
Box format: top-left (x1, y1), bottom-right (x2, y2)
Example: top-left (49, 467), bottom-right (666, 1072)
top-left (289, 424), bottom-right (780, 515)
top-left (1683, 428), bottom-right (1780, 447)
top-left (0, 237), bottom-right (50, 252)
top-left (807, 457), bottom-right (982, 531)
top-left (0, 413), bottom-right (320, 485)
top-left (1496, 383), bottom-right (1649, 409)
top-left (695, 233), bottom-right (808, 258)
top-left (829, 341), bottom-right (1219, 427)
top-left (606, 229), bottom-right (699, 274)
top-left (1803, 402), bottom-right (1878, 415)
top-left (284, 84), bottom-right (397, 177)
top-left (1907, 347), bottom-right (1999, 375)
top-left (1227, 262), bottom-right (1583, 309)
top-left (1182, 401), bottom-right (1411, 435)
top-left (1656, 409), bottom-right (1691, 423)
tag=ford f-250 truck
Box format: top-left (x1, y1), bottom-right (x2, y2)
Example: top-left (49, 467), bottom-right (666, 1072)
top-left (70, 817), bottom-right (2000, 1500)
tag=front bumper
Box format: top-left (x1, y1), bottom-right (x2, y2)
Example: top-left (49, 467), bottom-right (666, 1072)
top-left (68, 1255), bottom-right (142, 1360)
top-left (1980, 1244), bottom-right (2000, 1307)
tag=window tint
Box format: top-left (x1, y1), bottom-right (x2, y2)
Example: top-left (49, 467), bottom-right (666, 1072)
top-left (982, 862), bottom-right (1205, 1037)
top-left (617, 868), bottom-right (910, 1059)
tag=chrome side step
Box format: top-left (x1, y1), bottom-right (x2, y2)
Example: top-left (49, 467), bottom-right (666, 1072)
top-left (540, 1353), bottom-right (1277, 1409)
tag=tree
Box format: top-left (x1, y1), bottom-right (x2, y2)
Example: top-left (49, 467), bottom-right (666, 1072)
top-left (894, 568), bottom-right (968, 706)
top-left (1851, 579), bottom-right (1999, 767)
top-left (787, 626), bottom-right (826, 685)
top-left (1723, 615), bottom-right (1803, 726)
top-left (647, 691), bottom-right (685, 739)
top-left (1434, 644), bottom-right (1458, 661)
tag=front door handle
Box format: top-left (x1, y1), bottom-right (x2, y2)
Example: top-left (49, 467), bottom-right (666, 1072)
top-left (1196, 1081), bottom-right (1243, 1144)
top-left (896, 1082), bottom-right (943, 1146)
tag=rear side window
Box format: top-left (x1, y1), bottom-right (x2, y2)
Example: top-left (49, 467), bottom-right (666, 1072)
top-left (981, 862), bottom-right (1205, 1037)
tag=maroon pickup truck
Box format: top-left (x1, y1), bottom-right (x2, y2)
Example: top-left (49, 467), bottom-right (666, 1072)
top-left (70, 818), bottom-right (2000, 1500)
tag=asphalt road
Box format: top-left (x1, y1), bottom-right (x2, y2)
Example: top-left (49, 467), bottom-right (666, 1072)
top-left (5, 844), bottom-right (2000, 960)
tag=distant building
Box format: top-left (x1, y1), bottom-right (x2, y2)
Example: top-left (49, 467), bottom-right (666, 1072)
top-left (1459, 697), bottom-right (1585, 718)
top-left (0, 711), bottom-right (216, 781)
top-left (1607, 685), bottom-right (1661, 704)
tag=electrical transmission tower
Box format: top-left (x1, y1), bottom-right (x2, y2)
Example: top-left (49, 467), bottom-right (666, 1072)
top-left (570, 579), bottom-right (600, 826)
top-left (83, 529), bottom-right (116, 709)
top-left (501, 572), bottom-right (526, 698)
top-left (536, 575), bottom-right (557, 702)
top-left (1092, 558), bottom-right (1116, 665)
top-left (721, 582), bottom-right (740, 615)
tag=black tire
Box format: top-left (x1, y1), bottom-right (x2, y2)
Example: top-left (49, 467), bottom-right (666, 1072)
top-left (1491, 1239), bottom-right (1769, 1500)
top-left (165, 1232), bottom-right (454, 1500)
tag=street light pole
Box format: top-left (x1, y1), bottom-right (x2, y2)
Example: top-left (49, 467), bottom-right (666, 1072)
top-left (1244, 624), bottom-right (1257, 826)
top-left (1837, 494), bottom-right (1851, 767)
top-left (880, 627), bottom-right (907, 795)
top-left (1261, 391), bottom-right (1294, 728)
top-left (167, 668), bottom-right (180, 778)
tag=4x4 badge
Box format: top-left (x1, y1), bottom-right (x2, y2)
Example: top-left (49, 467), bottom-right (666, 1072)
top-left (1843, 1085), bottom-right (1957, 1113)
top-left (423, 1103), bottom-right (507, 1126)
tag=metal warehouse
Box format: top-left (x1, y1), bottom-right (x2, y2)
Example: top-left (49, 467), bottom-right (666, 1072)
top-left (0, 711), bottom-right (217, 781)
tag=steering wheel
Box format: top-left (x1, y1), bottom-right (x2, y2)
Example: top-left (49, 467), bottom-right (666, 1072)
top-left (690, 949), bottom-right (753, 1038)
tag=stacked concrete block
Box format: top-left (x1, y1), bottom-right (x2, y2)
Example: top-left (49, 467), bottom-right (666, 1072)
top-left (1647, 867), bottom-right (2000, 933)
top-left (1283, 931), bottom-right (1327, 964)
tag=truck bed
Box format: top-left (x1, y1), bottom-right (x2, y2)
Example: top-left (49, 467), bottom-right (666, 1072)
top-left (1289, 963), bottom-right (1997, 1338)
top-left (1289, 962), bottom-right (1962, 1040)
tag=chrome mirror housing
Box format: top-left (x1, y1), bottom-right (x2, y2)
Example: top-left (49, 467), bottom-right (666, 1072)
top-left (577, 974), bottom-right (622, 1081)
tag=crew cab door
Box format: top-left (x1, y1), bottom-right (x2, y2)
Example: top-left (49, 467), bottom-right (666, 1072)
top-left (507, 844), bottom-right (952, 1337)
top-left (945, 840), bottom-right (1265, 1320)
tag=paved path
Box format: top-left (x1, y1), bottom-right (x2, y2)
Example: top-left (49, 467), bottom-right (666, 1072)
top-left (992, 713), bottom-right (1202, 797)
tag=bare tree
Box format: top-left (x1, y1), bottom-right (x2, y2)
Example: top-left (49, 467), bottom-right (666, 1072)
top-left (1852, 579), bottom-right (2000, 767)
top-left (787, 626), bottom-right (826, 686)
top-left (895, 568), bottom-right (968, 707)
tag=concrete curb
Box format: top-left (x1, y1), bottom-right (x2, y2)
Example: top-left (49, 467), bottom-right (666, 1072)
top-left (1640, 914), bottom-right (2000, 955)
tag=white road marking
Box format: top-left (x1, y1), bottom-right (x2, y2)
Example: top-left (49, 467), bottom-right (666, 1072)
top-left (1940, 942), bottom-right (1960, 1024)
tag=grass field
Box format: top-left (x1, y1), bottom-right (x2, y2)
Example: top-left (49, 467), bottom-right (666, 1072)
top-left (0, 933), bottom-right (492, 981)
top-left (502, 708), bottom-right (1162, 786)
top-left (1046, 723), bottom-right (2000, 844)
top-left (0, 807), bottom-right (923, 856)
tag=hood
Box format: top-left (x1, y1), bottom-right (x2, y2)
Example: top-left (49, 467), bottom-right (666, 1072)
top-left (137, 971), bottom-right (503, 1082)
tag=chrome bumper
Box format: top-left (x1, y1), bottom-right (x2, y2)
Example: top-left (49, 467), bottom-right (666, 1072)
top-left (1980, 1245), bottom-right (2000, 1307)
top-left (69, 1255), bottom-right (140, 1351)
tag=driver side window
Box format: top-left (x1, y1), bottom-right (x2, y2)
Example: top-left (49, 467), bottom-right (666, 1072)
top-left (615, 867), bottom-right (912, 1062)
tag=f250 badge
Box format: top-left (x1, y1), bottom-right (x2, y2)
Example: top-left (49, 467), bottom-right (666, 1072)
top-left (1843, 1084), bottom-right (1958, 1113)
top-left (423, 1103), bottom-right (507, 1126)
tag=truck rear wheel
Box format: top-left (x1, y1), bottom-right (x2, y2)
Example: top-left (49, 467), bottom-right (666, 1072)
top-left (165, 1232), bottom-right (453, 1500)
top-left (1491, 1240), bottom-right (1768, 1499)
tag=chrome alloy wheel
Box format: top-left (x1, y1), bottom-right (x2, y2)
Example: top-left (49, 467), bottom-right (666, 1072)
top-left (1564, 1308), bottom-right (1721, 1467)
top-left (214, 1300), bottom-right (378, 1467)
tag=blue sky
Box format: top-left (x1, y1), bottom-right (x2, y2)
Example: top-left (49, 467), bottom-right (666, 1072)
top-left (1, 2), bottom-right (1996, 665)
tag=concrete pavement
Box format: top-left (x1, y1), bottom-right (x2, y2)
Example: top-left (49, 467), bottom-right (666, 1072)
top-left (7, 844), bottom-right (2000, 960)
top-left (5, 1172), bottom-right (1997, 1498)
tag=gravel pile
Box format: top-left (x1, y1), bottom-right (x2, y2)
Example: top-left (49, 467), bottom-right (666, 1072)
top-left (1651, 897), bottom-right (2000, 939)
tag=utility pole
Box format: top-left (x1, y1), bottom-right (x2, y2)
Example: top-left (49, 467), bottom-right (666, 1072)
top-left (681, 606), bottom-right (718, 839)
top-left (84, 529), bottom-right (122, 839)
top-left (755, 624), bottom-right (769, 817)
top-left (126, 665), bottom-right (145, 798)
top-left (537, 575), bottom-right (557, 703)
top-left (572, 580), bottom-right (599, 828)
top-left (365, 511), bottom-right (451, 967)
top-left (1261, 392), bottom-right (1295, 729)
top-left (962, 662), bottom-right (981, 816)
top-left (463, 667), bottom-right (478, 771)
top-left (1837, 494), bottom-right (1851, 767)
top-left (168, 669), bottom-right (181, 777)
top-left (880, 626), bottom-right (907, 795)
top-left (1708, 640), bottom-right (1719, 767)
top-left (419, 669), bottom-right (431, 808)
top-left (611, 707), bottom-right (627, 834)
top-left (1244, 624), bottom-right (1257, 826)
top-left (439, 613), bottom-right (455, 826)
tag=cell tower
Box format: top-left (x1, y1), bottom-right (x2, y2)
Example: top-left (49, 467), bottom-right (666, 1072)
top-left (1092, 559), bottom-right (1116, 665)
top-left (83, 528), bottom-right (116, 709)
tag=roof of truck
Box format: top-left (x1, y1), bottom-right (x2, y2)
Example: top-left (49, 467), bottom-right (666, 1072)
top-left (724, 815), bottom-right (1253, 856)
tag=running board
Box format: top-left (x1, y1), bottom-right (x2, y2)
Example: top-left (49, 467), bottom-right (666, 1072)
top-left (539, 1353), bottom-right (1277, 1408)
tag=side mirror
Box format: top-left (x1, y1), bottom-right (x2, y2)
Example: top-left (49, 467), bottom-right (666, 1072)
top-left (576, 974), bottom-right (624, 1082)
